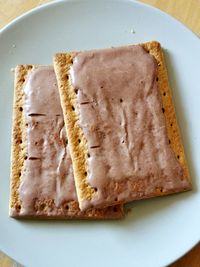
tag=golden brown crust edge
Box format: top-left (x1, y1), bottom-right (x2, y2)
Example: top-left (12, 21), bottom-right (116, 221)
top-left (9, 64), bottom-right (124, 219)
top-left (53, 54), bottom-right (94, 209)
top-left (53, 41), bottom-right (192, 210)
top-left (142, 41), bottom-right (191, 186)
top-left (9, 65), bottom-right (32, 216)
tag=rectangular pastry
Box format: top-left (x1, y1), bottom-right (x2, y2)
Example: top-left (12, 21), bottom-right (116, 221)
top-left (53, 41), bottom-right (192, 211)
top-left (9, 65), bottom-right (124, 219)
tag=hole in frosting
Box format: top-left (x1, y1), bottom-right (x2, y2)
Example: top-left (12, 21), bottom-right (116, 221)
top-left (80, 101), bottom-right (91, 105)
top-left (90, 145), bottom-right (100, 149)
top-left (87, 153), bottom-right (90, 158)
top-left (84, 171), bottom-right (87, 176)
top-left (155, 187), bottom-right (164, 193)
top-left (163, 92), bottom-right (166, 96)
top-left (25, 123), bottom-right (28, 127)
top-left (66, 74), bottom-right (69, 80)
top-left (75, 89), bottom-right (78, 94)
top-left (156, 77), bottom-right (159, 81)
top-left (113, 207), bottom-right (118, 212)
top-left (158, 63), bottom-right (161, 66)
top-left (120, 98), bottom-right (123, 103)
top-left (19, 139), bottom-right (22, 144)
top-left (29, 157), bottom-right (40, 160)
top-left (72, 106), bottom-right (75, 111)
top-left (168, 139), bottom-right (171, 144)
top-left (65, 204), bottom-right (69, 210)
top-left (19, 172), bottom-right (21, 176)
top-left (156, 187), bottom-right (163, 193)
top-left (19, 107), bottom-right (23, 112)
top-left (162, 108), bottom-right (165, 113)
top-left (39, 204), bottom-right (45, 211)
top-left (24, 156), bottom-right (28, 160)
top-left (114, 197), bottom-right (118, 201)
top-left (16, 205), bottom-right (21, 211)
top-left (170, 123), bottom-right (173, 127)
top-left (93, 187), bottom-right (98, 192)
top-left (28, 113), bottom-right (45, 117)
top-left (78, 139), bottom-right (81, 143)
top-left (21, 78), bottom-right (25, 83)
top-left (177, 155), bottom-right (180, 159)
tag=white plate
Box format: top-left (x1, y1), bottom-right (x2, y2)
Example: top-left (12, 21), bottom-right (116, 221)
top-left (0, 0), bottom-right (200, 266)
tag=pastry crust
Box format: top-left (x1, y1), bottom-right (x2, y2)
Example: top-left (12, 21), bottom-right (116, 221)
top-left (9, 64), bottom-right (124, 219)
top-left (142, 42), bottom-right (190, 181)
top-left (53, 41), bottom-right (192, 210)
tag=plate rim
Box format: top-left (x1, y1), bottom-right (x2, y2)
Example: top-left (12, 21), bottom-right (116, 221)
top-left (0, 0), bottom-right (200, 41)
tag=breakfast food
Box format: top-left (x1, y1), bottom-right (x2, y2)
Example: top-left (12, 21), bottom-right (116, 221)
top-left (9, 65), bottom-right (124, 219)
top-left (53, 41), bottom-right (192, 211)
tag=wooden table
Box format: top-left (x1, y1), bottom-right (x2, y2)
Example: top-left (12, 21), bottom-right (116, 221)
top-left (0, 0), bottom-right (199, 266)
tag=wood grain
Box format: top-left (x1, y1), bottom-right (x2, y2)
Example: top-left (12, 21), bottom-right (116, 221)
top-left (141, 0), bottom-right (200, 37)
top-left (0, 0), bottom-right (199, 266)
top-left (0, 251), bottom-right (22, 267)
top-left (0, 0), bottom-right (51, 29)
top-left (170, 243), bottom-right (200, 267)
